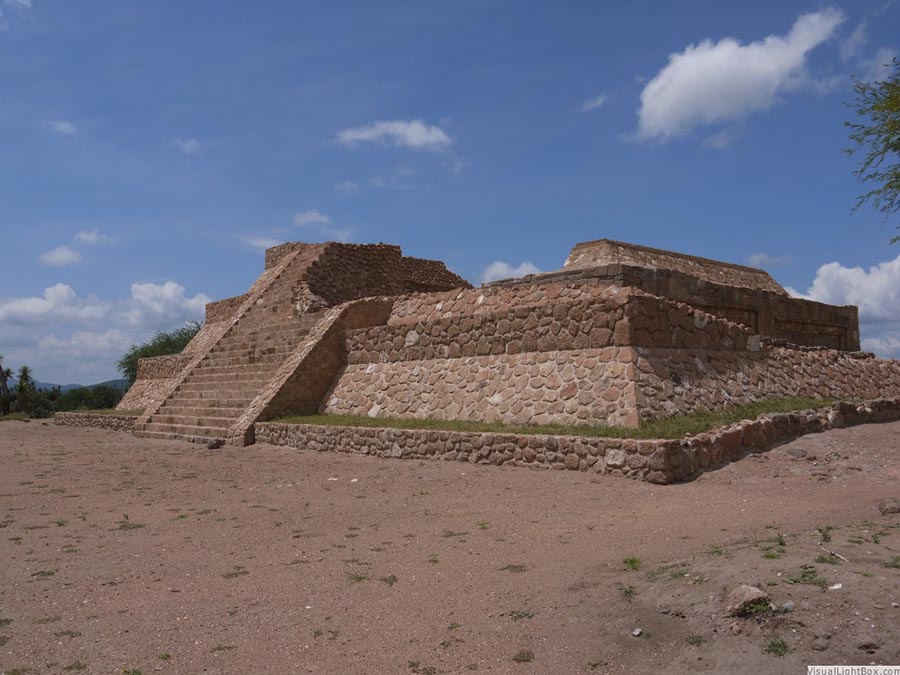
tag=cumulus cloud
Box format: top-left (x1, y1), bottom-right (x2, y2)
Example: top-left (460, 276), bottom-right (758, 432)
top-left (293, 209), bottom-right (351, 242)
top-left (840, 20), bottom-right (868, 61)
top-left (746, 252), bottom-right (791, 269)
top-left (41, 120), bottom-right (80, 136)
top-left (788, 255), bottom-right (900, 322)
top-left (74, 229), bottom-right (114, 245)
top-left (337, 119), bottom-right (452, 151)
top-left (579, 93), bottom-right (608, 112)
top-left (0, 279), bottom-right (209, 384)
top-left (637, 9), bottom-right (844, 141)
top-left (334, 180), bottom-right (359, 194)
top-left (0, 284), bottom-right (108, 324)
top-left (39, 245), bottom-right (82, 266)
top-left (480, 261), bottom-right (543, 284)
top-left (124, 281), bottom-right (210, 328)
top-left (239, 235), bottom-right (285, 251)
top-left (171, 137), bottom-right (204, 156)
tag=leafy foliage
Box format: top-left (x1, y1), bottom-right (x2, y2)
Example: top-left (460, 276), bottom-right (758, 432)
top-left (846, 58), bottom-right (900, 241)
top-left (116, 322), bottom-right (201, 383)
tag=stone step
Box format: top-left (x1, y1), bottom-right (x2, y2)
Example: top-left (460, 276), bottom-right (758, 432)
top-left (152, 414), bottom-right (235, 429)
top-left (141, 422), bottom-right (228, 440)
top-left (175, 382), bottom-right (264, 395)
top-left (185, 372), bottom-right (272, 384)
top-left (209, 338), bottom-right (306, 355)
top-left (194, 357), bottom-right (287, 371)
top-left (162, 392), bottom-right (254, 407)
top-left (155, 403), bottom-right (246, 417)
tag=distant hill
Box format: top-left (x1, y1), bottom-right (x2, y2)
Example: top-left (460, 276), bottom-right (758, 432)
top-left (7, 378), bottom-right (129, 392)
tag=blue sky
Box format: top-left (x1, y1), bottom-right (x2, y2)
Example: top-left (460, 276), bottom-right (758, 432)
top-left (2, 0), bottom-right (899, 384)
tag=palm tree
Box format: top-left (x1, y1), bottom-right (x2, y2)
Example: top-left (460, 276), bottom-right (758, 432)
top-left (15, 365), bottom-right (34, 414)
top-left (0, 355), bottom-right (10, 415)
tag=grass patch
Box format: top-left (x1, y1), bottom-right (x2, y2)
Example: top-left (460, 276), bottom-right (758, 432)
top-left (788, 565), bottom-right (828, 589)
top-left (883, 556), bottom-right (900, 569)
top-left (815, 553), bottom-right (841, 565)
top-left (504, 610), bottom-right (535, 621)
top-left (619, 584), bottom-right (638, 601)
top-left (0, 412), bottom-right (28, 422)
top-left (686, 635), bottom-right (705, 646)
top-left (512, 650), bottom-right (534, 663)
top-left (499, 564), bottom-right (527, 573)
top-left (763, 638), bottom-right (790, 657)
top-left (623, 556), bottom-right (642, 571)
top-left (62, 662), bottom-right (86, 672)
top-left (271, 397), bottom-right (837, 440)
top-left (380, 574), bottom-right (398, 586)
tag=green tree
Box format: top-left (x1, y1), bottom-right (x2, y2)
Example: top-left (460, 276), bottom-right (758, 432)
top-left (116, 322), bottom-right (202, 384)
top-left (15, 365), bottom-right (35, 414)
top-left (846, 58), bottom-right (900, 242)
top-left (0, 355), bottom-right (12, 415)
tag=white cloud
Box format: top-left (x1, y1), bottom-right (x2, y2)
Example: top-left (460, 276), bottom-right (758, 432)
top-left (6, 0), bottom-right (33, 7)
top-left (124, 281), bottom-right (210, 329)
top-left (637, 9), bottom-right (844, 141)
top-left (293, 209), bottom-right (331, 227)
top-left (449, 156), bottom-right (470, 174)
top-left (39, 245), bottom-right (82, 267)
top-left (41, 120), bottom-right (80, 136)
top-left (788, 254), bottom-right (900, 323)
top-left (0, 284), bottom-right (108, 324)
top-left (0, 280), bottom-right (209, 384)
top-left (171, 137), bottom-right (204, 156)
top-left (703, 128), bottom-right (741, 150)
top-left (370, 165), bottom-right (416, 190)
top-left (480, 261), bottom-right (543, 284)
top-left (337, 119), bottom-right (453, 151)
top-left (38, 329), bottom-right (132, 359)
top-left (746, 252), bottom-right (791, 269)
top-left (239, 235), bottom-right (284, 251)
top-left (292, 209), bottom-right (352, 242)
top-left (74, 229), bottom-right (114, 245)
top-left (859, 46), bottom-right (898, 83)
top-left (579, 93), bottom-right (608, 112)
top-left (334, 180), bottom-right (359, 194)
top-left (840, 21), bottom-right (868, 61)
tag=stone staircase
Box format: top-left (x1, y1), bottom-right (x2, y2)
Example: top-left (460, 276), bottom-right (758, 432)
top-left (137, 314), bottom-right (320, 442)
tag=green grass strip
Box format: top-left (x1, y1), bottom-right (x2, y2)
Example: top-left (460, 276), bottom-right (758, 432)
top-left (270, 397), bottom-right (837, 440)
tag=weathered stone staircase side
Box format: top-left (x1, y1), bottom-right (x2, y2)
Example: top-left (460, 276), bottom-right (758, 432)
top-left (133, 244), bottom-right (325, 441)
top-left (227, 297), bottom-right (395, 446)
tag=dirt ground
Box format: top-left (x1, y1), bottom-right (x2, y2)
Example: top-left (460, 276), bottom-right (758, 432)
top-left (1, 420), bottom-right (899, 675)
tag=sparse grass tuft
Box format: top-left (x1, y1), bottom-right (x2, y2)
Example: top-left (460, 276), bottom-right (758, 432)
top-left (763, 638), bottom-right (790, 657)
top-left (348, 572), bottom-right (368, 583)
top-left (686, 635), bottom-right (705, 646)
top-left (618, 584), bottom-right (638, 601)
top-left (883, 556), bottom-right (900, 569)
top-left (623, 556), bottom-right (642, 571)
top-left (815, 553), bottom-right (841, 565)
top-left (817, 525), bottom-right (833, 543)
top-left (62, 661), bottom-right (87, 671)
top-left (788, 565), bottom-right (828, 589)
top-left (222, 565), bottom-right (249, 579)
top-left (505, 610), bottom-right (535, 621)
top-left (499, 564), bottom-right (527, 573)
top-left (512, 650), bottom-right (534, 663)
top-left (380, 574), bottom-right (398, 586)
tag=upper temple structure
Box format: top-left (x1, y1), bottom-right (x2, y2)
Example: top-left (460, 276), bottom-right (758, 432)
top-left (118, 239), bottom-right (899, 446)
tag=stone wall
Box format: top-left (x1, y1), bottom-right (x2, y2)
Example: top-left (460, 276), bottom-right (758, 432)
top-left (564, 239), bottom-right (787, 295)
top-left (634, 346), bottom-right (900, 421)
top-left (256, 398), bottom-right (900, 484)
top-left (54, 412), bottom-right (138, 432)
top-left (324, 284), bottom-right (753, 427)
top-left (486, 262), bottom-right (859, 351)
top-left (205, 294), bottom-right (247, 323)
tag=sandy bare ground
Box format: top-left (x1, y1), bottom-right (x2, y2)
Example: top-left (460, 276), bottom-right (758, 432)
top-left (1, 420), bottom-right (899, 674)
